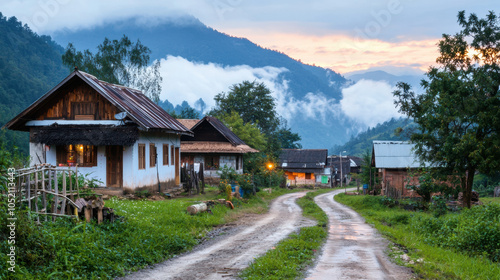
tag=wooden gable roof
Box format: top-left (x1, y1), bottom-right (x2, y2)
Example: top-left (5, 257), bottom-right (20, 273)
top-left (4, 70), bottom-right (192, 136)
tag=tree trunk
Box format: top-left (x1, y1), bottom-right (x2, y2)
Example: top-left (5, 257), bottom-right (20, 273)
top-left (463, 168), bottom-right (475, 208)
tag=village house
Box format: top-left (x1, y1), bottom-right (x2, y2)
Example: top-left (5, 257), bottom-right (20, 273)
top-left (371, 140), bottom-right (425, 198)
top-left (4, 70), bottom-right (193, 192)
top-left (177, 116), bottom-right (258, 181)
top-left (327, 155), bottom-right (364, 186)
top-left (279, 149), bottom-right (329, 185)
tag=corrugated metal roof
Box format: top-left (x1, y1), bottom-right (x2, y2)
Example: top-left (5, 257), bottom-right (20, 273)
top-left (279, 149), bottom-right (327, 170)
top-left (4, 70), bottom-right (193, 136)
top-left (372, 141), bottom-right (425, 168)
top-left (78, 71), bottom-right (191, 134)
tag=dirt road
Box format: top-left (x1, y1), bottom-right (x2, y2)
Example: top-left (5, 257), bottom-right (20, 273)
top-left (121, 192), bottom-right (314, 280)
top-left (305, 189), bottom-right (413, 280)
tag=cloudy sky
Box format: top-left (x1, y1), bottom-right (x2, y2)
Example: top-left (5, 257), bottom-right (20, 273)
top-left (0, 1), bottom-right (497, 131)
top-left (1, 0), bottom-right (495, 75)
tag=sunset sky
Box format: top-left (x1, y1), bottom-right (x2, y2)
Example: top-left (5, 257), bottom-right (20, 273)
top-left (0, 0), bottom-right (496, 75)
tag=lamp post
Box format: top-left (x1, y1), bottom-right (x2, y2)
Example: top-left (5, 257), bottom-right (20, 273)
top-left (267, 162), bottom-right (274, 188)
top-left (340, 151), bottom-right (346, 193)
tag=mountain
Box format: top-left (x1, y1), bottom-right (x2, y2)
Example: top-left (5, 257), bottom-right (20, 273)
top-left (0, 13), bottom-right (68, 154)
top-left (330, 118), bottom-right (415, 157)
top-left (51, 16), bottom-right (354, 148)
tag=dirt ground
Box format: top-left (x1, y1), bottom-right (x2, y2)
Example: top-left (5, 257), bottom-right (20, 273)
top-left (119, 191), bottom-right (315, 280)
top-left (305, 189), bottom-right (414, 280)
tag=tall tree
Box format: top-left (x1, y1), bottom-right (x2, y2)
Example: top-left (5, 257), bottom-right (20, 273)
top-left (393, 11), bottom-right (500, 208)
top-left (218, 111), bottom-right (267, 151)
top-left (62, 35), bottom-right (162, 103)
top-left (209, 81), bottom-right (279, 134)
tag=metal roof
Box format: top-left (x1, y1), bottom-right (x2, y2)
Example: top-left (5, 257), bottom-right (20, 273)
top-left (4, 70), bottom-right (192, 136)
top-left (279, 149), bottom-right (328, 170)
top-left (372, 140), bottom-right (426, 168)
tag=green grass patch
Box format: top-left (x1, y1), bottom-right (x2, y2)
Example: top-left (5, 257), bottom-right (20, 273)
top-left (239, 188), bottom-right (333, 280)
top-left (482, 197), bottom-right (500, 205)
top-left (0, 188), bottom-right (301, 280)
top-left (335, 194), bottom-right (500, 279)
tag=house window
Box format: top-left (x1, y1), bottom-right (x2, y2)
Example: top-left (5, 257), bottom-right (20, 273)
top-left (204, 155), bottom-right (219, 170)
top-left (236, 156), bottom-right (240, 170)
top-left (138, 144), bottom-right (145, 170)
top-left (150, 143), bottom-right (156, 168)
top-left (56, 145), bottom-right (97, 167)
top-left (163, 144), bottom-right (169, 166)
top-left (72, 102), bottom-right (98, 120)
top-left (171, 145), bottom-right (175, 166)
top-left (305, 173), bottom-right (312, 180)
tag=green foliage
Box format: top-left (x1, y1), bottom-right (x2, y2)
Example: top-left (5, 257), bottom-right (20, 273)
top-left (393, 11), bottom-right (500, 208)
top-left (0, 14), bottom-right (67, 155)
top-left (358, 150), bottom-right (377, 190)
top-left (429, 196), bottom-right (448, 217)
top-left (209, 81), bottom-right (279, 135)
top-left (208, 81), bottom-right (301, 155)
top-left (62, 35), bottom-right (162, 103)
top-left (218, 111), bottom-right (267, 151)
top-left (179, 106), bottom-right (200, 119)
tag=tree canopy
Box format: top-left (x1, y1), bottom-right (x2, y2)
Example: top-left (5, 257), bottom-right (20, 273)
top-left (393, 10), bottom-right (500, 208)
top-left (209, 81), bottom-right (279, 134)
top-left (62, 35), bottom-right (162, 103)
top-left (218, 111), bottom-right (267, 151)
top-left (209, 81), bottom-right (301, 155)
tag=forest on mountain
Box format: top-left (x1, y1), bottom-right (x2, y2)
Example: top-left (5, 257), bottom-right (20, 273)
top-left (0, 13), bottom-right (68, 155)
top-left (330, 118), bottom-right (414, 156)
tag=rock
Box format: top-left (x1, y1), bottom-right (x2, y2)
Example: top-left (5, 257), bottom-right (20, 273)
top-left (401, 254), bottom-right (410, 262)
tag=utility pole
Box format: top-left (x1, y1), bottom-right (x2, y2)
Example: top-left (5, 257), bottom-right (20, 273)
top-left (340, 151), bottom-right (346, 193)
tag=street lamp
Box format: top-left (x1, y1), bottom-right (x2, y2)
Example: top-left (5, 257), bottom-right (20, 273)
top-left (340, 151), bottom-right (346, 193)
top-left (266, 162), bottom-right (274, 188)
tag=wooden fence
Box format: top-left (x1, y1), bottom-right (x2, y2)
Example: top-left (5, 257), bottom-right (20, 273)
top-left (13, 164), bottom-right (80, 222)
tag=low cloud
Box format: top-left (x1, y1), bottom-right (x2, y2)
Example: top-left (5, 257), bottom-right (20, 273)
top-left (340, 79), bottom-right (401, 127)
top-left (158, 56), bottom-right (288, 112)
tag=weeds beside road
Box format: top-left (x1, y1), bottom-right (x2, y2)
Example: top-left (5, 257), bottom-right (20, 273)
top-left (335, 194), bottom-right (500, 279)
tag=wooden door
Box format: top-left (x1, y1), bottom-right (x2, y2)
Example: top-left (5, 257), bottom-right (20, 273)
top-left (175, 147), bottom-right (180, 185)
top-left (106, 146), bottom-right (123, 187)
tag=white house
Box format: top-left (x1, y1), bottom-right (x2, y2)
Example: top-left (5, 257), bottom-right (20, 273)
top-left (4, 70), bottom-right (193, 192)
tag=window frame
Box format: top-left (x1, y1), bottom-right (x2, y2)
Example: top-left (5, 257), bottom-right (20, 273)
top-left (163, 144), bottom-right (169, 166)
top-left (149, 143), bottom-right (156, 168)
top-left (138, 143), bottom-right (146, 170)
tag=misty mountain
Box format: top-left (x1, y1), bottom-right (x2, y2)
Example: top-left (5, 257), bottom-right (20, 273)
top-left (0, 13), bottom-right (68, 154)
top-left (51, 16), bottom-right (355, 148)
top-left (330, 117), bottom-right (415, 157)
top-left (346, 70), bottom-right (424, 90)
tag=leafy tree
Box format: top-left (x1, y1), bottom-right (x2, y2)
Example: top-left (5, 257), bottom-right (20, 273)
top-left (274, 118), bottom-right (302, 149)
top-left (218, 111), bottom-right (266, 151)
top-left (393, 11), bottom-right (500, 208)
top-left (209, 81), bottom-right (279, 134)
top-left (359, 150), bottom-right (378, 191)
top-left (62, 35), bottom-right (162, 103)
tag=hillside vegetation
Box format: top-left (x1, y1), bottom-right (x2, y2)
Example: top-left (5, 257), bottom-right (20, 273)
top-left (0, 14), bottom-right (68, 154)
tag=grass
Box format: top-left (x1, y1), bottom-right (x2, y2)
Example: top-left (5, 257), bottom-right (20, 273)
top-left (335, 194), bottom-right (500, 280)
top-left (0, 187), bottom-right (302, 280)
top-left (481, 196), bottom-right (500, 205)
top-left (239, 188), bottom-right (333, 280)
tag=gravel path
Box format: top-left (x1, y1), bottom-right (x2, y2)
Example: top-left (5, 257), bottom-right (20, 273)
top-left (120, 191), bottom-right (315, 280)
top-left (305, 189), bottom-right (414, 280)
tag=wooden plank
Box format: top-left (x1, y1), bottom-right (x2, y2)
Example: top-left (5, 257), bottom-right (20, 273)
top-left (84, 205), bottom-right (92, 222)
top-left (97, 207), bottom-right (103, 224)
top-left (69, 169), bottom-right (74, 201)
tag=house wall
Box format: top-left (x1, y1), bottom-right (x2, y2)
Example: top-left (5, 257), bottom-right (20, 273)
top-left (181, 153), bottom-right (243, 178)
top-left (30, 131), bottom-right (180, 191)
top-left (42, 145), bottom-right (107, 186)
top-left (123, 132), bottom-right (180, 191)
top-left (380, 168), bottom-right (418, 198)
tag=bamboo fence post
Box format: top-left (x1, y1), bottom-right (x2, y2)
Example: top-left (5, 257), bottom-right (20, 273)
top-left (75, 165), bottom-right (79, 199)
top-left (35, 169), bottom-right (39, 223)
top-left (69, 169), bottom-right (74, 201)
top-left (42, 167), bottom-right (47, 222)
top-left (53, 169), bottom-right (58, 221)
top-left (61, 171), bottom-right (67, 215)
top-left (26, 173), bottom-right (31, 218)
